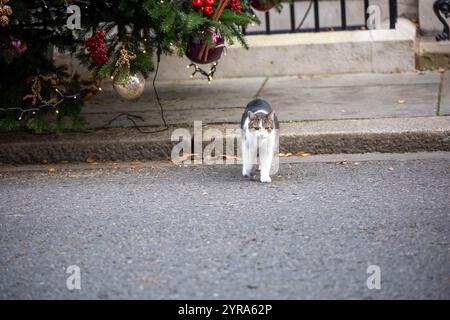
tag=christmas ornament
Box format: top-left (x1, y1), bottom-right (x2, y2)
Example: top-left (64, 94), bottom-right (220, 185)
top-left (186, 30), bottom-right (224, 64)
top-left (11, 37), bottom-right (27, 55)
top-left (22, 75), bottom-right (59, 106)
top-left (111, 48), bottom-right (143, 100)
top-left (111, 48), bottom-right (136, 79)
top-left (203, 6), bottom-right (214, 16)
top-left (0, 14), bottom-right (8, 27)
top-left (250, 0), bottom-right (275, 12)
top-left (0, 0), bottom-right (12, 27)
top-left (187, 0), bottom-right (228, 64)
top-left (192, 0), bottom-right (202, 8)
top-left (227, 0), bottom-right (242, 13)
top-left (113, 72), bottom-right (145, 101)
top-left (85, 30), bottom-right (109, 65)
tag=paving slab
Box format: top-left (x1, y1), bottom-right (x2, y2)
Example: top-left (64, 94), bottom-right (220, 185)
top-left (82, 72), bottom-right (442, 128)
top-left (441, 71), bottom-right (450, 116)
top-left (255, 72), bottom-right (440, 121)
top-left (83, 77), bottom-right (265, 128)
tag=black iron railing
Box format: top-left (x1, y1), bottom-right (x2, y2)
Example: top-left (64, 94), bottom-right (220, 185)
top-left (434, 0), bottom-right (450, 41)
top-left (243, 0), bottom-right (398, 35)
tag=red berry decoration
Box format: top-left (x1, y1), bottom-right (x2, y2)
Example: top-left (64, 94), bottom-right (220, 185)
top-left (203, 6), bottom-right (214, 16)
top-left (228, 0), bottom-right (242, 13)
top-left (192, 0), bottom-right (202, 8)
top-left (205, 0), bottom-right (215, 6)
top-left (85, 30), bottom-right (109, 65)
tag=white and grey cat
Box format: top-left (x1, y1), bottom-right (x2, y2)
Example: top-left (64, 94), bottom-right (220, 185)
top-left (241, 99), bottom-right (279, 183)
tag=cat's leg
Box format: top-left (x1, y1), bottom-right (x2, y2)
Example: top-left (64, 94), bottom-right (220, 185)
top-left (242, 138), bottom-right (252, 177)
top-left (259, 139), bottom-right (273, 183)
top-left (247, 136), bottom-right (258, 177)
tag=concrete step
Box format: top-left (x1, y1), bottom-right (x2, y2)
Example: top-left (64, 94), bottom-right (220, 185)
top-left (1, 116), bottom-right (449, 164)
top-left (417, 36), bottom-right (450, 70)
top-left (157, 19), bottom-right (417, 80)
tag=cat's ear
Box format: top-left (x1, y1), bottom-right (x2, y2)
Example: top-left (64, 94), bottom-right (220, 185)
top-left (266, 111), bottom-right (274, 120)
top-left (248, 111), bottom-right (256, 120)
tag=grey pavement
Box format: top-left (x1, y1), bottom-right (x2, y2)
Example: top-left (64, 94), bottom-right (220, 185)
top-left (0, 153), bottom-right (449, 299)
top-left (82, 71), bottom-right (448, 128)
top-left (1, 71), bottom-right (449, 165)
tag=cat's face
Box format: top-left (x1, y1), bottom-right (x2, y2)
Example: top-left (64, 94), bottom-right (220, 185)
top-left (248, 111), bottom-right (274, 134)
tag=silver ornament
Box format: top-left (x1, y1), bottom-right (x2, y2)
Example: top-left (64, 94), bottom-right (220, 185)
top-left (113, 72), bottom-right (145, 101)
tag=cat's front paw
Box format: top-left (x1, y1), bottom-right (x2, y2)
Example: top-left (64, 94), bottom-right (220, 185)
top-left (260, 175), bottom-right (272, 183)
top-left (242, 170), bottom-right (250, 177)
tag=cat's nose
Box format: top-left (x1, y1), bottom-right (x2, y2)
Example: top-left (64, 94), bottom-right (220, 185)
top-left (255, 127), bottom-right (260, 130)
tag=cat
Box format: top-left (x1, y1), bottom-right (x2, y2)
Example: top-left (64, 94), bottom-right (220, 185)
top-left (241, 99), bottom-right (279, 183)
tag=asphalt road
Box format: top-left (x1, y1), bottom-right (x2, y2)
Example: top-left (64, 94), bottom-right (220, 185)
top-left (0, 154), bottom-right (449, 299)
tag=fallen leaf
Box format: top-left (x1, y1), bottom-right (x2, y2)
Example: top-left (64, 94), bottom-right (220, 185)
top-left (398, 99), bottom-right (406, 104)
top-left (438, 67), bottom-right (446, 73)
top-left (48, 165), bottom-right (56, 173)
top-left (85, 156), bottom-right (96, 164)
top-left (388, 167), bottom-right (394, 171)
top-left (202, 192), bottom-right (208, 196)
top-left (296, 151), bottom-right (311, 157)
top-left (278, 153), bottom-right (286, 157)
top-left (61, 160), bottom-right (69, 164)
top-left (339, 160), bottom-right (348, 165)
top-left (41, 160), bottom-right (48, 165)
top-left (174, 153), bottom-right (193, 163)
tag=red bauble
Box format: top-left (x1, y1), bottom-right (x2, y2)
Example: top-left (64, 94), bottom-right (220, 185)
top-left (205, 0), bottom-right (215, 6)
top-left (203, 6), bottom-right (214, 16)
top-left (250, 0), bottom-right (275, 12)
top-left (192, 0), bottom-right (202, 8)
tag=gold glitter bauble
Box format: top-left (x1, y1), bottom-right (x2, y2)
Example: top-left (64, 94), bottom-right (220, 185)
top-left (112, 72), bottom-right (145, 101)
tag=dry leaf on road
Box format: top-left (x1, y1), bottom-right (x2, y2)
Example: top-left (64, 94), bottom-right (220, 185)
top-left (85, 156), bottom-right (97, 164)
top-left (296, 151), bottom-right (311, 157)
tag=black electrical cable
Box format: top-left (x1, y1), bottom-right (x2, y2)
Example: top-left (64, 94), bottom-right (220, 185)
top-left (103, 46), bottom-right (169, 134)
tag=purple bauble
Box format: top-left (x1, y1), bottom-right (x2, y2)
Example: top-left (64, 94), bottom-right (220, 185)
top-left (186, 32), bottom-right (224, 65)
top-left (250, 0), bottom-right (275, 12)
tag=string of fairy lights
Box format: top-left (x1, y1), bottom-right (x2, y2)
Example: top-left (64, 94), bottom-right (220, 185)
top-left (0, 88), bottom-right (80, 121)
top-left (40, 0), bottom-right (90, 10)
top-left (187, 61), bottom-right (218, 84)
